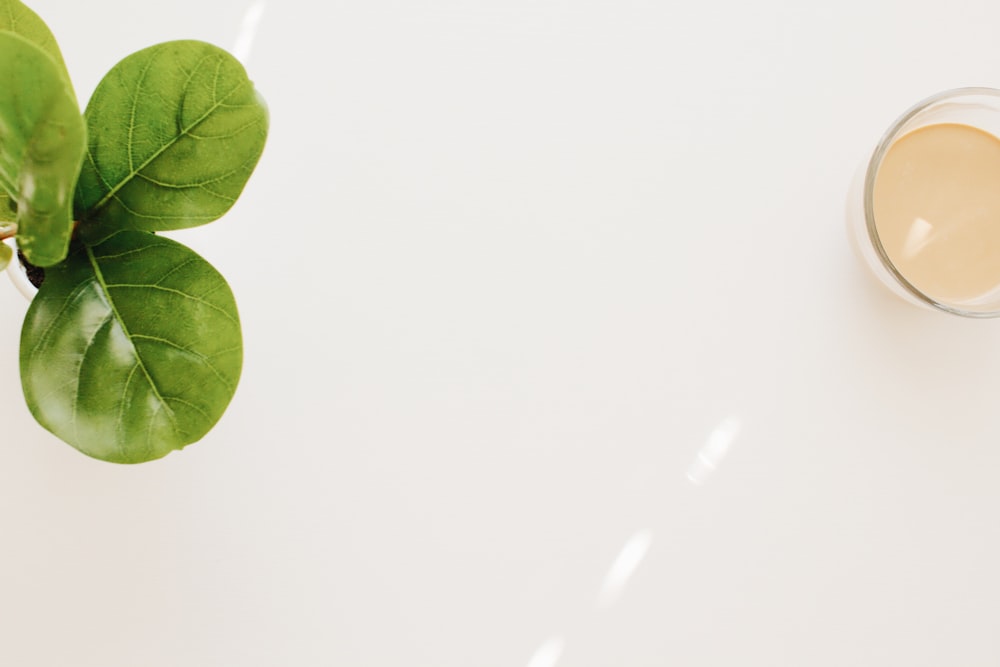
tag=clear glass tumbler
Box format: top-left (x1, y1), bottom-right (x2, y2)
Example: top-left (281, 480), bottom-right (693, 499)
top-left (847, 87), bottom-right (1000, 317)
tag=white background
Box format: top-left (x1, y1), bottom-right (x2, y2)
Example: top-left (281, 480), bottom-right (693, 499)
top-left (3, 0), bottom-right (1000, 665)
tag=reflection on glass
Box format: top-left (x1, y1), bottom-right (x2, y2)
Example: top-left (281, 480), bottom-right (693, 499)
top-left (902, 217), bottom-right (934, 260)
top-left (233, 0), bottom-right (267, 64)
top-left (685, 416), bottom-right (741, 486)
top-left (597, 529), bottom-right (653, 608)
top-left (525, 636), bottom-right (564, 667)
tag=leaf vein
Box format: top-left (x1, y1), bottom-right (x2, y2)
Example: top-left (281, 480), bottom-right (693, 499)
top-left (88, 70), bottom-right (253, 217)
top-left (90, 243), bottom-right (173, 262)
top-left (130, 333), bottom-right (235, 392)
top-left (134, 170), bottom-right (242, 196)
top-left (106, 191), bottom-right (219, 221)
top-left (116, 362), bottom-right (140, 457)
top-left (154, 257), bottom-right (200, 285)
top-left (127, 51), bottom-right (158, 174)
top-left (104, 283), bottom-right (239, 325)
top-left (72, 312), bottom-right (115, 439)
top-left (162, 396), bottom-right (213, 422)
top-left (30, 280), bottom-right (97, 357)
top-left (86, 246), bottom-right (181, 440)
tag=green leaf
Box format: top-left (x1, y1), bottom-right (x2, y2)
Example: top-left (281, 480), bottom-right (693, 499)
top-left (0, 0), bottom-right (73, 91)
top-left (20, 231), bottom-right (242, 463)
top-left (0, 32), bottom-right (84, 267)
top-left (0, 1), bottom-right (78, 238)
top-left (75, 40), bottom-right (268, 239)
top-left (0, 242), bottom-right (11, 271)
top-left (0, 192), bottom-right (16, 221)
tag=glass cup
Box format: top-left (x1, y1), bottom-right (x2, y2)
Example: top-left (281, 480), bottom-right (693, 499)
top-left (847, 87), bottom-right (1000, 317)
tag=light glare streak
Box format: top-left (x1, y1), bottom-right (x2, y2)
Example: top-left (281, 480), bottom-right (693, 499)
top-left (525, 636), bottom-right (564, 667)
top-left (597, 529), bottom-right (653, 608)
top-left (686, 416), bottom-right (741, 485)
top-left (233, 1), bottom-right (267, 64)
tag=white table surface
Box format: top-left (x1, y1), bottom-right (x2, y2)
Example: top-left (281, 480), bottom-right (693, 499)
top-left (4, 1), bottom-right (1000, 665)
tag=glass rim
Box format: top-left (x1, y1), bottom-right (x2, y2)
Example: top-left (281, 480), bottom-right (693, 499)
top-left (862, 86), bottom-right (1000, 318)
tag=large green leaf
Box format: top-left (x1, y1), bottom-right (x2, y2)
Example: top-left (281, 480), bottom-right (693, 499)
top-left (0, 192), bottom-right (15, 221)
top-left (0, 0), bottom-right (73, 89)
top-left (75, 40), bottom-right (268, 239)
top-left (0, 31), bottom-right (84, 267)
top-left (20, 231), bottom-right (242, 463)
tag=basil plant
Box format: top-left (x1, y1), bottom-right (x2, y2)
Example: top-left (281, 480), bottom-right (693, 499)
top-left (0, 0), bottom-right (268, 463)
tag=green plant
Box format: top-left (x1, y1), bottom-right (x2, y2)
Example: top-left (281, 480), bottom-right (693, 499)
top-left (0, 1), bottom-right (268, 463)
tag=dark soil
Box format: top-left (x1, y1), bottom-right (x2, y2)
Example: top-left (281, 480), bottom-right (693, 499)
top-left (17, 249), bottom-right (44, 289)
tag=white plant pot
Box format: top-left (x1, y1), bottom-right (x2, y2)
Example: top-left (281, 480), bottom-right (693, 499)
top-left (4, 238), bottom-right (38, 302)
